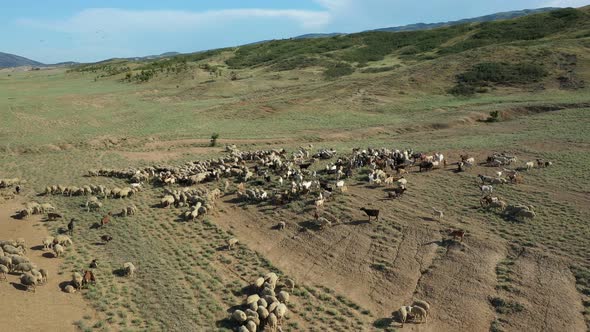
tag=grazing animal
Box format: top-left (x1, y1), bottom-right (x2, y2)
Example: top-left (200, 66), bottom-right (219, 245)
top-left (419, 161), bottom-right (434, 172)
top-left (100, 235), bottom-right (113, 244)
top-left (67, 218), bottom-right (75, 236)
top-left (525, 161), bottom-right (535, 170)
top-left (100, 212), bottom-right (112, 227)
top-left (123, 262), bottom-right (136, 277)
top-left (387, 187), bottom-right (406, 199)
top-left (89, 259), bottom-right (98, 269)
top-left (412, 300), bottom-right (431, 316)
top-left (397, 306), bottom-right (408, 327)
top-left (449, 230), bottom-right (465, 242)
top-left (47, 212), bottom-right (62, 221)
top-left (315, 198), bottom-right (325, 209)
top-left (480, 185), bottom-right (493, 196)
top-left (82, 270), bottom-right (96, 287)
top-left (20, 273), bottom-right (37, 292)
top-left (360, 207), bottom-right (379, 221)
top-left (227, 238), bottom-right (239, 250)
top-left (432, 207), bottom-right (444, 220)
top-left (409, 306), bottom-right (428, 323)
top-left (0, 265), bottom-right (9, 281)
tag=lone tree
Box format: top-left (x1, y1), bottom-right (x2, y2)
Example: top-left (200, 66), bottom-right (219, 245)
top-left (210, 133), bottom-right (220, 147)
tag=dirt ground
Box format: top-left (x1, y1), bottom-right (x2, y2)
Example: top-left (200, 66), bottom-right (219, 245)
top-left (211, 158), bottom-right (587, 331)
top-left (0, 199), bottom-right (97, 332)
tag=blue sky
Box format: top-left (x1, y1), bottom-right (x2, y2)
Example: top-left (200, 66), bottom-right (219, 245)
top-left (2, 0), bottom-right (588, 63)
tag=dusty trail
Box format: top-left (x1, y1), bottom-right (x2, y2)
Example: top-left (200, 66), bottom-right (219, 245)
top-left (0, 199), bottom-right (96, 332)
top-left (505, 249), bottom-right (586, 332)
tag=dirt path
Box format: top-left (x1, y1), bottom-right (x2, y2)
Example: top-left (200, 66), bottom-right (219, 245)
top-left (0, 199), bottom-right (97, 332)
top-left (505, 248), bottom-right (586, 332)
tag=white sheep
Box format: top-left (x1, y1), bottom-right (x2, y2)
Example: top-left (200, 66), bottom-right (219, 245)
top-left (253, 277), bottom-right (265, 290)
top-left (39, 268), bottom-right (48, 284)
top-left (283, 278), bottom-right (295, 292)
top-left (396, 306), bottom-right (408, 327)
top-left (20, 273), bottom-right (37, 292)
top-left (409, 305), bottom-right (427, 323)
top-left (0, 264), bottom-right (8, 281)
top-left (10, 255), bottom-right (29, 265)
top-left (232, 310), bottom-right (248, 323)
top-left (123, 262), bottom-right (136, 277)
top-left (3, 244), bottom-right (23, 255)
top-left (267, 313), bottom-right (278, 331)
top-left (13, 263), bottom-right (36, 273)
top-left (72, 272), bottom-right (83, 290)
top-left (0, 256), bottom-right (11, 270)
top-left (227, 238), bottom-right (239, 250)
top-left (264, 273), bottom-right (279, 289)
top-left (277, 291), bottom-right (290, 303)
top-left (54, 234), bottom-right (73, 247)
top-left (246, 294), bottom-right (260, 305)
top-left (257, 306), bottom-right (269, 320)
top-left (412, 299), bottom-right (431, 316)
top-left (53, 244), bottom-right (65, 257)
top-left (275, 303), bottom-right (287, 323)
top-left (244, 320), bottom-right (257, 332)
top-left (64, 284), bottom-right (76, 293)
top-left (42, 236), bottom-right (54, 250)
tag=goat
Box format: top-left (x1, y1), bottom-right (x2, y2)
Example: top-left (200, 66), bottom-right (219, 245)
top-left (479, 185), bottom-right (493, 196)
top-left (449, 230), bottom-right (465, 242)
top-left (432, 207), bottom-right (444, 220)
top-left (100, 212), bottom-right (112, 227)
top-left (67, 218), bottom-right (76, 236)
top-left (47, 212), bottom-right (62, 221)
top-left (419, 161), bottom-right (434, 172)
top-left (100, 235), bottom-right (113, 244)
top-left (387, 187), bottom-right (406, 199)
top-left (82, 270), bottom-right (96, 288)
top-left (360, 208), bottom-right (379, 221)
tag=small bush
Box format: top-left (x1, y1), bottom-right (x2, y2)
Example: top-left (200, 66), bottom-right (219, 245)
top-left (487, 111), bottom-right (501, 122)
top-left (210, 133), bottom-right (220, 147)
top-left (360, 65), bottom-right (401, 73)
top-left (449, 83), bottom-right (476, 96)
top-left (489, 297), bottom-right (524, 314)
top-left (324, 62), bottom-right (354, 79)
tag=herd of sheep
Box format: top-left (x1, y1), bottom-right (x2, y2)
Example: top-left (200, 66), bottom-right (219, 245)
top-left (1, 143), bottom-right (555, 330)
top-left (230, 272), bottom-right (294, 332)
top-left (0, 238), bottom-right (47, 292)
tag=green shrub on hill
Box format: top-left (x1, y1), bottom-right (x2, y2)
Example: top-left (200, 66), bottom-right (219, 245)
top-left (323, 62), bottom-right (355, 79)
top-left (450, 62), bottom-right (548, 95)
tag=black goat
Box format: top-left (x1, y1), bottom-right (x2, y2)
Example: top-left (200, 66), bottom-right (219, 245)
top-left (360, 208), bottom-right (380, 221)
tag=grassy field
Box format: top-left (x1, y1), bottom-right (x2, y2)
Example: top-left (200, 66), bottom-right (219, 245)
top-left (1, 7), bottom-right (590, 332)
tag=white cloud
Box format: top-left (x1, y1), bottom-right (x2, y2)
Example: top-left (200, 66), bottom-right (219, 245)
top-left (16, 7), bottom-right (332, 34)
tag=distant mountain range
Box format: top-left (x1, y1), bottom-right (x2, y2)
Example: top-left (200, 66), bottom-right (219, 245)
top-left (0, 52), bottom-right (44, 68)
top-left (0, 51), bottom-right (180, 69)
top-left (293, 7), bottom-right (559, 39)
